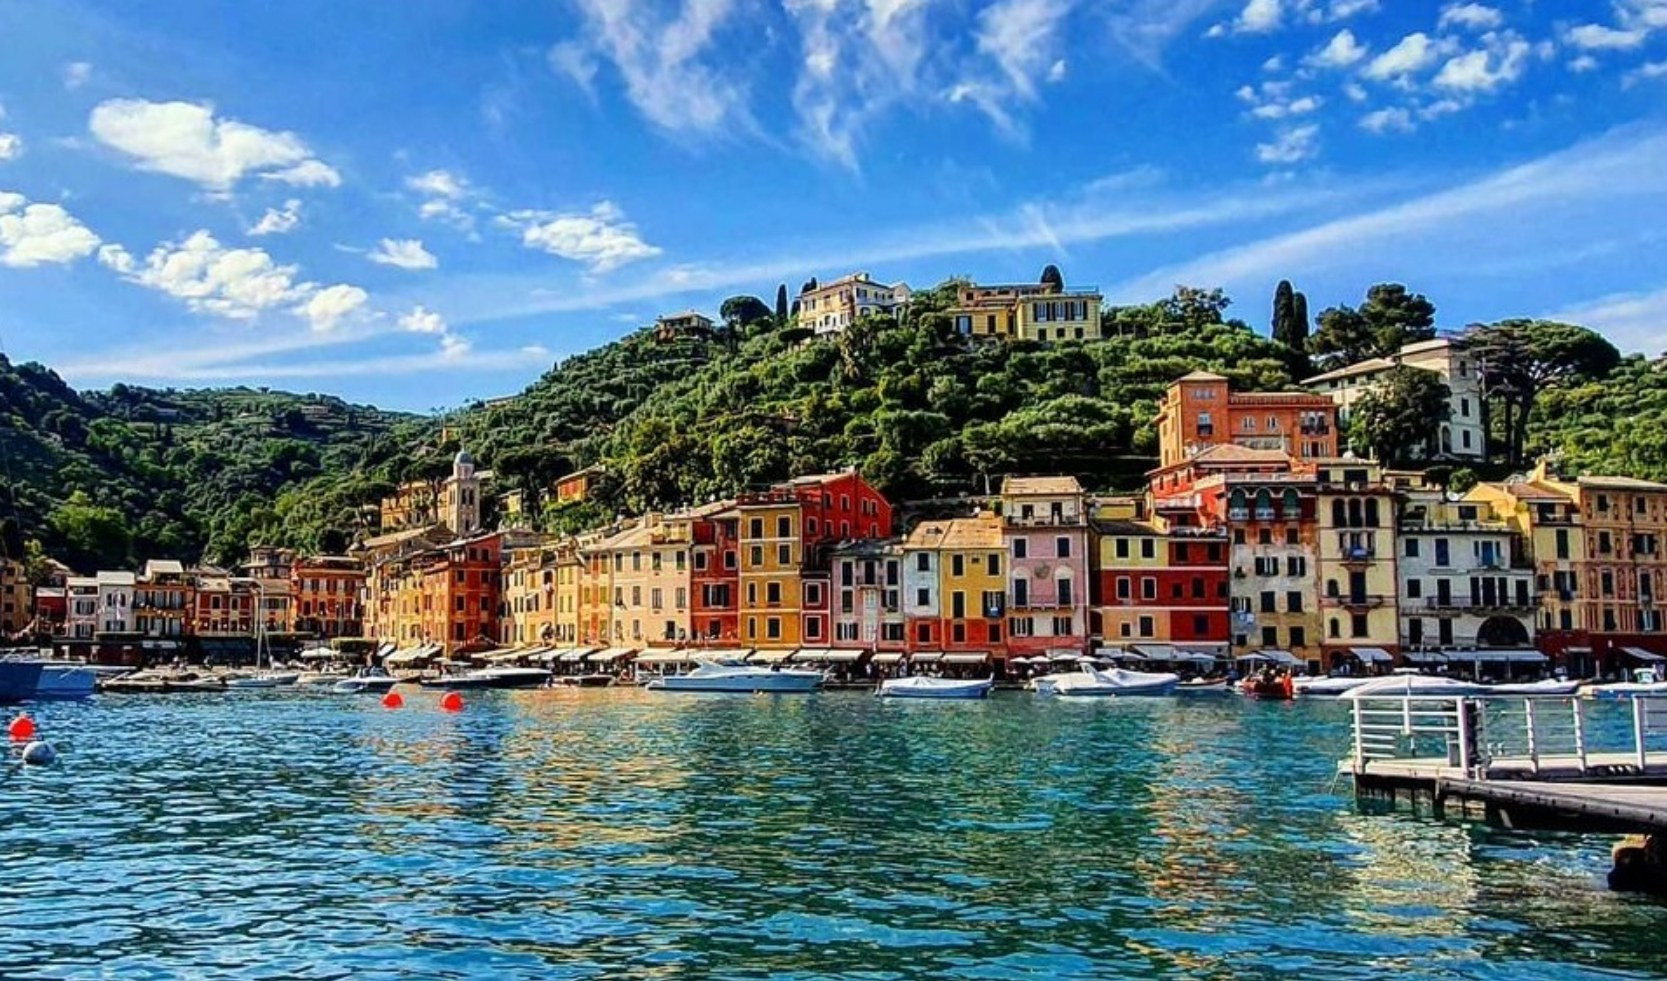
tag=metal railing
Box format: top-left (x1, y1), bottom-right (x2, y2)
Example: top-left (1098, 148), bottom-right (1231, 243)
top-left (1348, 693), bottom-right (1667, 778)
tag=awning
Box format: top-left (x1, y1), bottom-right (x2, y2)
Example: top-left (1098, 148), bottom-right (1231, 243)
top-left (1622, 646), bottom-right (1666, 663)
top-left (1133, 644), bottom-right (1176, 660)
top-left (748, 648), bottom-right (796, 664)
top-left (1351, 647), bottom-right (1394, 663)
top-left (1176, 651), bottom-right (1220, 663)
top-left (556, 648), bottom-right (593, 662)
top-left (694, 648), bottom-right (754, 661)
top-left (1403, 651), bottom-right (1448, 664)
top-left (1240, 649), bottom-right (1302, 666)
top-left (587, 647), bottom-right (636, 663)
top-left (633, 649), bottom-right (694, 666)
top-left (384, 645), bottom-right (438, 666)
top-left (871, 652), bottom-right (906, 664)
top-left (795, 648), bottom-right (866, 663)
top-left (943, 652), bottom-right (989, 665)
top-left (1459, 649), bottom-right (1549, 664)
top-left (911, 651), bottom-right (945, 664)
top-left (1094, 646), bottom-right (1140, 660)
top-left (1047, 651), bottom-right (1081, 661)
top-left (474, 647), bottom-right (519, 663)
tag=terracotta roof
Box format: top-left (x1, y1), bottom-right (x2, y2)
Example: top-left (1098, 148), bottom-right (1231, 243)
top-left (1190, 444), bottom-right (1293, 465)
top-left (784, 471), bottom-right (855, 487)
top-left (359, 524), bottom-right (451, 552)
top-left (1579, 475), bottom-right (1667, 492)
top-left (1001, 475), bottom-right (1083, 496)
top-left (1499, 481), bottom-right (1572, 502)
top-left (1175, 370), bottom-right (1227, 382)
top-left (1090, 518), bottom-right (1162, 536)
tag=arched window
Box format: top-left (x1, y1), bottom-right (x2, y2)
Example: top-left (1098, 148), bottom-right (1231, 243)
top-left (1230, 488), bottom-right (1247, 511)
top-left (1255, 489), bottom-right (1274, 518)
top-left (1282, 489), bottom-right (1300, 518)
top-left (1331, 499), bottom-right (1346, 526)
top-left (1329, 618), bottom-right (1341, 638)
top-left (1364, 498), bottom-right (1381, 527)
top-left (1325, 578), bottom-right (1339, 597)
top-left (1348, 499), bottom-right (1364, 528)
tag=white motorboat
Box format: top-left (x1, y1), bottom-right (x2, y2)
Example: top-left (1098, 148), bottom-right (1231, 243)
top-left (332, 668), bottom-right (400, 694)
top-left (226, 671), bottom-right (301, 690)
top-left (878, 676), bottom-right (993, 700)
top-left (1490, 678), bottom-right (1583, 696)
top-left (1176, 678), bottom-right (1230, 695)
top-left (645, 661), bottom-right (823, 693)
top-left (418, 666), bottom-right (551, 690)
top-left (1339, 675), bottom-right (1491, 699)
top-left (1292, 675), bottom-right (1378, 697)
top-left (1032, 665), bottom-right (1179, 697)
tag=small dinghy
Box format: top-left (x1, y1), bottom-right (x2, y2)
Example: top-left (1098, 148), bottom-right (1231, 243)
top-left (1176, 678), bottom-right (1230, 695)
top-left (1489, 678), bottom-right (1582, 696)
top-left (878, 676), bottom-right (993, 700)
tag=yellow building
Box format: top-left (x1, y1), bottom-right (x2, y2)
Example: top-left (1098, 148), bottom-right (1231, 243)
top-left (501, 541), bottom-right (556, 648)
top-left (946, 276), bottom-right (1103, 343)
top-left (0, 557), bottom-right (32, 635)
top-left (552, 542), bottom-right (583, 646)
top-left (1314, 460), bottom-right (1401, 666)
top-left (738, 494), bottom-right (803, 648)
top-left (798, 272), bottom-right (908, 336)
top-left (1089, 498), bottom-right (1169, 644)
top-left (931, 512), bottom-right (1007, 655)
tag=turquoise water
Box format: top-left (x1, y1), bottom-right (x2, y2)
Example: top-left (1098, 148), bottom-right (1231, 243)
top-left (2, 690), bottom-right (1663, 980)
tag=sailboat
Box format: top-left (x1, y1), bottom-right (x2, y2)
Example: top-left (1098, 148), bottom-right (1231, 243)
top-left (225, 620), bottom-right (299, 688)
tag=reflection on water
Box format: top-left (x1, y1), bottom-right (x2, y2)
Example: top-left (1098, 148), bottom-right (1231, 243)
top-left (2, 691), bottom-right (1663, 979)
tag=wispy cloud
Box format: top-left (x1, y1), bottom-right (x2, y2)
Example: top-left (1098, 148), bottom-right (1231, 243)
top-left (1546, 284), bottom-right (1667, 355)
top-left (495, 201), bottom-right (661, 272)
top-left (88, 99), bottom-right (340, 190)
top-left (367, 237), bottom-right (438, 270)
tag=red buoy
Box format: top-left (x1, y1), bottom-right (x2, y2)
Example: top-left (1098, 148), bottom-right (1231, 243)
top-left (439, 691), bottom-right (463, 713)
top-left (8, 714), bottom-right (37, 742)
top-left (381, 691), bottom-right (404, 709)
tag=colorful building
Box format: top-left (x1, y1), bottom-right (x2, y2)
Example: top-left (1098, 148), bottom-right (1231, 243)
top-left (1000, 476), bottom-right (1090, 657)
top-left (584, 513), bottom-right (695, 646)
top-left (378, 450), bottom-right (484, 534)
top-left (243, 545), bottom-right (296, 633)
top-left (1313, 461), bottom-right (1401, 669)
top-left (290, 555), bottom-right (365, 639)
top-left (902, 513), bottom-right (1007, 656)
top-left (688, 502), bottom-right (741, 644)
top-left (190, 567), bottom-right (257, 638)
top-left (134, 559), bottom-right (190, 643)
top-left (798, 272), bottom-right (909, 335)
top-left (1088, 497), bottom-right (1229, 651)
top-left (947, 275), bottom-right (1103, 343)
top-left (1396, 483), bottom-right (1536, 658)
top-left (1153, 371), bottom-right (1338, 471)
top-left (0, 557), bottom-right (31, 636)
top-left (831, 539), bottom-right (907, 651)
top-left (1303, 338), bottom-right (1486, 461)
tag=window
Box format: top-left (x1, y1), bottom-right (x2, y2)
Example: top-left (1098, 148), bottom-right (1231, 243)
top-left (1138, 615), bottom-right (1154, 637)
top-left (1351, 614), bottom-right (1368, 638)
top-left (989, 554), bottom-right (1001, 576)
top-left (1116, 577), bottom-right (1131, 600)
top-left (1115, 539), bottom-right (1130, 559)
top-left (1405, 537), bottom-right (1420, 558)
top-left (1286, 556), bottom-right (1307, 577)
top-left (650, 588), bottom-right (662, 610)
top-left (766, 617), bottom-right (782, 639)
top-left (724, 550), bottom-right (737, 570)
top-left (805, 583), bottom-right (822, 606)
top-left (777, 516), bottom-right (792, 538)
top-left (1053, 616), bottom-right (1073, 636)
top-left (1014, 579), bottom-right (1030, 607)
top-left (1056, 537), bottom-right (1072, 558)
top-left (1262, 626), bottom-right (1278, 647)
top-left (952, 555), bottom-right (965, 577)
top-left (1141, 577), bottom-right (1157, 600)
top-left (1434, 539), bottom-right (1450, 566)
top-left (1140, 539), bottom-right (1155, 560)
top-left (1057, 578), bottom-right (1073, 606)
top-left (1329, 618), bottom-right (1340, 639)
top-left (916, 588), bottom-right (931, 608)
top-left (1014, 539), bottom-right (1028, 559)
top-left (952, 592), bottom-right (966, 619)
top-left (917, 553), bottom-right (931, 572)
top-left (806, 617), bottom-right (822, 640)
top-left (917, 623), bottom-right (931, 643)
top-left (749, 518), bottom-right (764, 538)
top-left (1260, 591), bottom-right (1276, 613)
top-left (1407, 579), bottom-right (1423, 599)
top-left (750, 546), bottom-right (764, 566)
top-left (778, 544), bottom-right (792, 565)
top-left (1286, 591), bottom-right (1303, 613)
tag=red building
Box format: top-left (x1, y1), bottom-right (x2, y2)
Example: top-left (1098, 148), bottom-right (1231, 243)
top-left (690, 502), bottom-right (742, 644)
top-left (291, 555), bottom-right (366, 639)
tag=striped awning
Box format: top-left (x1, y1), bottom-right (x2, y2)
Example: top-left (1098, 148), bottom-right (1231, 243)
top-left (794, 648), bottom-right (866, 663)
top-left (633, 649), bottom-right (694, 666)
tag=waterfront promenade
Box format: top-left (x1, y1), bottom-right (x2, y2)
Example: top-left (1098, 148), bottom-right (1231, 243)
top-left (5, 690), bottom-right (1666, 979)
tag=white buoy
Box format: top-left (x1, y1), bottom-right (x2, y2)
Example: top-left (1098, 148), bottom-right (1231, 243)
top-left (20, 741), bottom-right (57, 766)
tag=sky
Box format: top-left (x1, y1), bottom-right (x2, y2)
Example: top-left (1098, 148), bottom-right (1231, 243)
top-left (0, 0), bottom-right (1664, 412)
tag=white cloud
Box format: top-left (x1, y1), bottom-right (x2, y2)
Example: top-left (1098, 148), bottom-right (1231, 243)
top-left (498, 201), bottom-right (661, 271)
top-left (1625, 60), bottom-right (1667, 86)
top-left (1359, 106), bottom-right (1414, 133)
top-left (0, 133), bottom-right (20, 161)
top-left (1343, 81), bottom-right (1369, 101)
top-left (1256, 124), bottom-right (1319, 164)
top-left (1434, 33), bottom-right (1531, 92)
top-left (1323, 0), bottom-right (1378, 20)
top-left (406, 169), bottom-right (476, 233)
top-left (1564, 24), bottom-right (1649, 51)
top-left (1262, 54), bottom-right (1285, 72)
top-left (1307, 29), bottom-right (1367, 69)
top-left (1363, 32), bottom-right (1441, 81)
top-left (399, 305), bottom-right (446, 334)
top-left (1620, 0), bottom-right (1667, 31)
top-left (248, 199), bottom-right (302, 236)
top-left (1234, 0), bottom-right (1283, 34)
top-left (1568, 54), bottom-right (1601, 73)
top-left (1437, 3), bottom-right (1503, 31)
top-left (406, 169), bottom-right (467, 200)
top-left (62, 61), bottom-right (92, 89)
top-left (101, 230), bottom-right (309, 319)
top-left (1250, 93), bottom-right (1322, 119)
top-left (0, 192), bottom-right (102, 267)
top-left (783, 0), bottom-right (939, 168)
top-left (297, 284), bottom-right (368, 332)
top-left (1547, 284), bottom-right (1667, 354)
top-left (439, 333), bottom-right (472, 359)
top-left (88, 99), bottom-right (338, 190)
top-left (367, 237), bottom-right (438, 270)
top-left (547, 41), bottom-right (599, 96)
top-left (975, 0), bottom-right (1073, 102)
top-left (554, 0), bottom-right (750, 136)
top-left (265, 159), bottom-right (341, 187)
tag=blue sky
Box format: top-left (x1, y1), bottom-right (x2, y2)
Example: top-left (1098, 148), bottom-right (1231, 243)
top-left (0, 0), bottom-right (1664, 411)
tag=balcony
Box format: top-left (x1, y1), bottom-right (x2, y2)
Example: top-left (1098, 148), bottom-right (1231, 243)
top-left (1006, 513), bottom-right (1083, 528)
top-left (1329, 594), bottom-right (1390, 609)
top-left (1421, 596), bottom-right (1537, 613)
top-left (1340, 547), bottom-right (1375, 563)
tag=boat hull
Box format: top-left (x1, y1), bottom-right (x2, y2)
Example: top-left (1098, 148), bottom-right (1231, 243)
top-left (646, 673), bottom-right (822, 693)
top-left (333, 678), bottom-right (399, 694)
top-left (879, 678), bottom-right (993, 700)
top-left (1176, 680), bottom-right (1229, 695)
top-left (0, 661), bottom-right (44, 703)
top-left (1292, 677), bottom-right (1376, 697)
top-left (33, 665), bottom-right (97, 700)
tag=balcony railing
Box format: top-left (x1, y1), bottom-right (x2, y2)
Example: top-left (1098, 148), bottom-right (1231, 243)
top-left (1327, 594), bottom-right (1391, 609)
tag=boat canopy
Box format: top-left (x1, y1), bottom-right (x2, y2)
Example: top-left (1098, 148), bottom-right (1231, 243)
top-left (1239, 649), bottom-right (1302, 666)
top-left (1402, 651), bottom-right (1447, 664)
top-left (555, 648), bottom-right (594, 662)
top-left (1623, 647), bottom-right (1666, 663)
top-left (1350, 647), bottom-right (1394, 663)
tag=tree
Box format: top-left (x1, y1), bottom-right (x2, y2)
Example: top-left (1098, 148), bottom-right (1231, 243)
top-left (1349, 367), bottom-right (1452, 465)
top-left (1271, 280), bottom-right (1311, 377)
top-left (1040, 264), bottom-right (1064, 293)
top-left (47, 490), bottom-right (131, 571)
top-left (1309, 283), bottom-right (1437, 369)
top-left (774, 284), bottom-right (789, 326)
top-left (1161, 286), bottom-right (1231, 328)
top-left (1468, 319), bottom-right (1622, 466)
top-left (719, 295), bottom-right (773, 329)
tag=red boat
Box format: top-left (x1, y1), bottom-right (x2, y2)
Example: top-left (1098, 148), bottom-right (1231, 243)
top-left (1241, 674), bottom-right (1295, 700)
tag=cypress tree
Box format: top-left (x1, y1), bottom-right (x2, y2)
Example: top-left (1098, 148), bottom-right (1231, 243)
top-left (775, 284), bottom-right (789, 326)
top-left (1040, 264), bottom-right (1064, 292)
top-left (1272, 280), bottom-right (1296, 346)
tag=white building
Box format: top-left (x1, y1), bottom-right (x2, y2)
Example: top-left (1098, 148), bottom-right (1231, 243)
top-left (1396, 486), bottom-right (1537, 654)
top-left (799, 272), bottom-right (909, 335)
top-left (65, 576), bottom-right (99, 640)
top-left (1304, 338), bottom-right (1486, 460)
top-left (95, 570), bottom-right (135, 635)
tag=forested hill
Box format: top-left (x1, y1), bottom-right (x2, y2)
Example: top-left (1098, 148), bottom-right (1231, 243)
top-left (0, 358), bottom-right (423, 570)
top-left (442, 283), bottom-right (1307, 530)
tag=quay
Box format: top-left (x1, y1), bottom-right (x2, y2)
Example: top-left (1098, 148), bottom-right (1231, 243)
top-left (1342, 691), bottom-right (1667, 891)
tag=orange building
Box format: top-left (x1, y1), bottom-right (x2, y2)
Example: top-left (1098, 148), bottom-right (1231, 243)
top-left (556, 466), bottom-right (603, 505)
top-left (291, 555), bottom-right (365, 639)
top-left (1153, 371), bottom-right (1338, 470)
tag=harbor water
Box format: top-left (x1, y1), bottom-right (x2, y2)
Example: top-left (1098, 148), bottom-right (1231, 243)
top-left (3, 690), bottom-right (1664, 979)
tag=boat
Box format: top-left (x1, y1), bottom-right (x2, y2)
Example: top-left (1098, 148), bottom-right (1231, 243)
top-left (418, 666), bottom-right (551, 691)
top-left (1490, 678), bottom-right (1584, 696)
top-left (331, 668), bottom-right (400, 694)
top-left (644, 660), bottom-right (823, 693)
top-left (101, 671), bottom-right (227, 694)
top-left (1241, 675), bottom-right (1295, 699)
top-left (557, 673), bottom-right (614, 688)
top-left (33, 662), bottom-right (97, 700)
top-left (1032, 665), bottom-right (1179, 697)
top-left (1292, 675), bottom-right (1378, 697)
top-left (0, 660), bottom-right (44, 703)
top-left (878, 676), bottom-right (993, 700)
top-left (1176, 678), bottom-right (1230, 695)
top-left (1339, 675), bottom-right (1492, 699)
top-left (296, 670), bottom-right (349, 688)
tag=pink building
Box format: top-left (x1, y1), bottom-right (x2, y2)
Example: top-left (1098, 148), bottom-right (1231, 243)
top-left (1001, 476), bottom-right (1091, 657)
